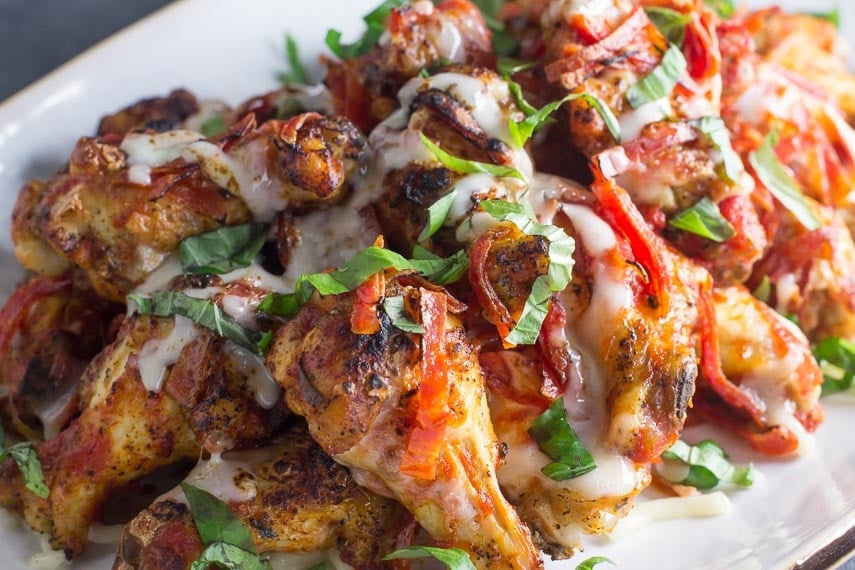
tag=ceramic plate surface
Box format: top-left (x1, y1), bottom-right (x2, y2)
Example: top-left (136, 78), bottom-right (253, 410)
top-left (0, 0), bottom-right (852, 568)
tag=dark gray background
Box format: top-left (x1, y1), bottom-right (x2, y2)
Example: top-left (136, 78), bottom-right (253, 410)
top-left (0, 2), bottom-right (854, 569)
top-left (0, 0), bottom-right (171, 101)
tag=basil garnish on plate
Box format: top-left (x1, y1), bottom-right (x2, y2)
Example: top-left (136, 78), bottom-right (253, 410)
top-left (418, 189), bottom-right (459, 243)
top-left (181, 483), bottom-right (271, 570)
top-left (576, 556), bottom-right (616, 570)
top-left (201, 116), bottom-right (228, 138)
top-left (129, 291), bottom-right (273, 355)
top-left (693, 117), bottom-right (742, 183)
top-left (383, 545), bottom-right (476, 570)
top-left (644, 7), bottom-right (691, 45)
top-left (529, 398), bottom-right (596, 480)
top-left (661, 439), bottom-right (755, 489)
top-left (179, 223), bottom-right (267, 275)
top-left (668, 197), bottom-right (735, 242)
top-left (382, 296), bottom-right (425, 334)
top-left (277, 33), bottom-right (310, 85)
top-left (508, 92), bottom-right (621, 147)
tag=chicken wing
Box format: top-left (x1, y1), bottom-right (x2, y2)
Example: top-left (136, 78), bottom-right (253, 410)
top-left (266, 275), bottom-right (541, 569)
top-left (14, 113), bottom-right (366, 301)
top-left (114, 421), bottom-right (406, 570)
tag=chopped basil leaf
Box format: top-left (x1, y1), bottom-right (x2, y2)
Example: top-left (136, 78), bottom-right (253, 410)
top-left (507, 80), bottom-right (539, 116)
top-left (308, 564), bottom-right (327, 570)
top-left (529, 398), bottom-right (596, 480)
top-left (626, 44), bottom-right (687, 109)
top-left (420, 133), bottom-right (525, 180)
top-left (181, 483), bottom-right (270, 570)
top-left (277, 34), bottom-right (310, 85)
top-left (644, 7), bottom-right (691, 45)
top-left (469, 0), bottom-right (518, 55)
top-left (661, 440), bottom-right (755, 489)
top-left (492, 32), bottom-right (519, 57)
top-left (201, 116), bottom-right (228, 138)
top-left (508, 92), bottom-right (621, 147)
top-left (0, 443), bottom-right (49, 498)
top-left (325, 0), bottom-right (405, 59)
top-left (576, 556), bottom-right (616, 570)
top-left (383, 546), bottom-right (476, 570)
top-left (179, 223), bottom-right (267, 275)
top-left (480, 200), bottom-right (575, 345)
top-left (807, 8), bottom-right (840, 27)
top-left (704, 0), bottom-right (735, 18)
top-left (748, 133), bottom-right (821, 231)
top-left (191, 543), bottom-right (270, 570)
top-left (383, 296), bottom-right (425, 333)
top-left (129, 291), bottom-right (272, 355)
top-left (668, 197), bottom-right (735, 242)
top-left (418, 190), bottom-right (458, 242)
top-left (813, 336), bottom-right (855, 395)
top-left (785, 312), bottom-right (800, 326)
top-left (752, 275), bottom-right (771, 303)
top-left (258, 246), bottom-right (468, 318)
top-left (497, 57), bottom-right (536, 78)
top-left (694, 117), bottom-right (742, 183)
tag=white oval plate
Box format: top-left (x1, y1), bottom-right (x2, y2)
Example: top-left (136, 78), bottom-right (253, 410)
top-left (0, 0), bottom-right (853, 568)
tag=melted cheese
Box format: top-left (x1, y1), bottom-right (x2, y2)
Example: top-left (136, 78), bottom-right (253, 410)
top-left (542, 0), bottom-right (630, 31)
top-left (137, 315), bottom-right (199, 392)
top-left (34, 381), bottom-right (78, 439)
top-left (127, 164), bottom-right (152, 186)
top-left (167, 446), bottom-right (282, 504)
top-left (608, 492), bottom-right (732, 540)
top-left (619, 99), bottom-right (671, 143)
top-left (265, 549), bottom-right (352, 570)
top-left (120, 130), bottom-right (203, 167)
top-left (224, 342), bottom-right (282, 410)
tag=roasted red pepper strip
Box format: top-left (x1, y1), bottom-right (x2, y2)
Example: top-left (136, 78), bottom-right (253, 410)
top-left (350, 236), bottom-right (386, 335)
top-left (400, 289), bottom-right (450, 480)
top-left (590, 168), bottom-right (671, 311)
top-left (536, 299), bottom-right (570, 399)
top-left (696, 285), bottom-right (766, 426)
top-left (0, 275), bottom-right (71, 357)
top-left (468, 226), bottom-right (516, 344)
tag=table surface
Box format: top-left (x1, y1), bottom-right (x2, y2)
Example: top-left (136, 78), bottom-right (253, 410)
top-left (0, 2), bottom-right (853, 569)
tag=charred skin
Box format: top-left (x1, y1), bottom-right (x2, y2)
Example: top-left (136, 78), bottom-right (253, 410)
top-left (325, 0), bottom-right (493, 132)
top-left (13, 113), bottom-right (367, 302)
top-left (0, 315), bottom-right (199, 556)
top-left (97, 89), bottom-right (200, 137)
top-left (266, 277), bottom-right (542, 569)
top-left (0, 273), bottom-right (121, 441)
top-left (0, 305), bottom-right (287, 556)
top-left (114, 422), bottom-right (406, 570)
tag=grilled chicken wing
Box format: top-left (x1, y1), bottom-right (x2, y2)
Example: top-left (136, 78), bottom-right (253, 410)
top-left (694, 285), bottom-right (823, 455)
top-left (0, 265), bottom-right (288, 556)
top-left (13, 113), bottom-right (366, 301)
top-left (96, 89), bottom-right (200, 137)
top-left (325, 0), bottom-right (493, 132)
top-left (114, 421), bottom-right (406, 570)
top-left (266, 276), bottom-right (541, 569)
top-left (0, 273), bottom-right (121, 441)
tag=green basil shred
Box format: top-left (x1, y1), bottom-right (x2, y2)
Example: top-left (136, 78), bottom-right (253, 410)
top-left (575, 556), bottom-right (616, 570)
top-left (529, 398), bottom-right (597, 480)
top-left (480, 200), bottom-right (575, 345)
top-left (179, 223), bottom-right (268, 275)
top-left (626, 44), bottom-right (687, 109)
top-left (129, 291), bottom-right (273, 356)
top-left (661, 439), bottom-right (755, 489)
top-left (813, 336), bottom-right (855, 395)
top-left (644, 7), bottom-right (691, 45)
top-left (277, 33), bottom-right (310, 85)
top-left (0, 426), bottom-right (48, 498)
top-left (748, 132), bottom-right (821, 231)
top-left (418, 189), bottom-right (459, 242)
top-left (200, 116), bottom-right (228, 138)
top-left (325, 0), bottom-right (405, 59)
top-left (383, 546), bottom-right (476, 570)
top-left (420, 133), bottom-right (525, 180)
top-left (182, 483), bottom-right (271, 570)
top-left (693, 117), bottom-right (743, 183)
top-left (668, 197), bottom-right (735, 242)
top-left (383, 296), bottom-right (425, 333)
top-left (257, 246), bottom-right (468, 318)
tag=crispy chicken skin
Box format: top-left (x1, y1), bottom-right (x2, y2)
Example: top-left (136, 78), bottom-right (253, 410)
top-left (0, 302), bottom-right (287, 557)
top-left (0, 273), bottom-right (121, 441)
top-left (114, 422), bottom-right (405, 570)
top-left (97, 89), bottom-right (200, 137)
top-left (325, 0), bottom-right (493, 132)
top-left (13, 112), bottom-right (367, 302)
top-left (266, 275), bottom-right (542, 569)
